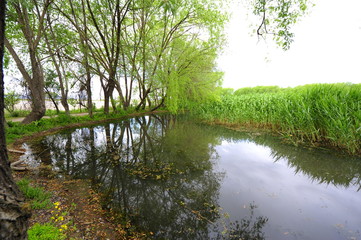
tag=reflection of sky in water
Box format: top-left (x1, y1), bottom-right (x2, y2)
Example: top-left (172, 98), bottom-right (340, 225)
top-left (19, 143), bottom-right (41, 169)
top-left (26, 116), bottom-right (361, 240)
top-left (215, 140), bottom-right (361, 240)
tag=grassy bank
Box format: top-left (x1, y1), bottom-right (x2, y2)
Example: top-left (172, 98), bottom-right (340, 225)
top-left (191, 83), bottom-right (361, 155)
top-left (5, 108), bottom-right (153, 144)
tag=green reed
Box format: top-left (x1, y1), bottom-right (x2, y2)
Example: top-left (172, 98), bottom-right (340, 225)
top-left (192, 83), bottom-right (361, 154)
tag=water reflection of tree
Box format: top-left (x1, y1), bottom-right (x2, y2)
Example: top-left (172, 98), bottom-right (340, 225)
top-left (29, 115), bottom-right (361, 238)
top-left (34, 115), bottom-right (231, 238)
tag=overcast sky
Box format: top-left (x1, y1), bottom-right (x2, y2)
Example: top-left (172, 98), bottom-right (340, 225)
top-left (218, 0), bottom-right (361, 89)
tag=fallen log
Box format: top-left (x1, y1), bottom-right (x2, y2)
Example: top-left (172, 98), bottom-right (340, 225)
top-left (10, 159), bottom-right (26, 167)
top-left (8, 149), bottom-right (26, 154)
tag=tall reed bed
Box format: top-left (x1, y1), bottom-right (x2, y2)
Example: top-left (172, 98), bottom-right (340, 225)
top-left (192, 83), bottom-right (361, 154)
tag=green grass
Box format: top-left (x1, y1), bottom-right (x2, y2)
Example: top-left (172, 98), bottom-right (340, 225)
top-left (17, 179), bottom-right (71, 239)
top-left (5, 108), bottom-right (143, 144)
top-left (192, 83), bottom-right (361, 155)
top-left (5, 109), bottom-right (31, 118)
top-left (45, 107), bottom-right (92, 116)
top-left (28, 223), bottom-right (66, 240)
top-left (16, 178), bottom-right (52, 209)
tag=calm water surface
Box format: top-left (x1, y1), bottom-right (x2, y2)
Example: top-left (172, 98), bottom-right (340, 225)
top-left (27, 115), bottom-right (361, 239)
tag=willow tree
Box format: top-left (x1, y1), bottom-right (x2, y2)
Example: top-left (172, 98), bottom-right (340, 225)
top-left (141, 0), bottom-right (226, 111)
top-left (5, 0), bottom-right (53, 124)
top-left (253, 0), bottom-right (311, 50)
top-left (158, 38), bottom-right (224, 113)
top-left (0, 1), bottom-right (30, 238)
top-left (133, 0), bottom-right (196, 110)
top-left (119, 0), bottom-right (227, 111)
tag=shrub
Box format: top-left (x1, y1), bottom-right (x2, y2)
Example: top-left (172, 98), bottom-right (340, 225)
top-left (4, 90), bottom-right (20, 113)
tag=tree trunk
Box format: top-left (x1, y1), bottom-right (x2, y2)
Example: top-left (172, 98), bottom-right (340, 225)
top-left (103, 91), bottom-right (110, 114)
top-left (5, 1), bottom-right (49, 124)
top-left (81, 0), bottom-right (93, 118)
top-left (103, 79), bottom-right (115, 114)
top-left (61, 95), bottom-right (70, 115)
top-left (0, 166), bottom-right (30, 240)
top-left (4, 38), bottom-right (46, 124)
top-left (86, 74), bottom-right (93, 117)
top-left (21, 67), bottom-right (46, 124)
top-left (151, 97), bottom-right (165, 111)
top-left (115, 82), bottom-right (126, 110)
top-left (110, 95), bottom-right (117, 113)
top-left (45, 87), bottom-right (60, 114)
top-left (0, 1), bottom-right (30, 238)
top-left (136, 88), bottom-right (150, 111)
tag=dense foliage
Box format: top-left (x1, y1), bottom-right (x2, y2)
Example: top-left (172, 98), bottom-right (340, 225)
top-left (192, 83), bottom-right (361, 154)
top-left (5, 0), bottom-right (227, 121)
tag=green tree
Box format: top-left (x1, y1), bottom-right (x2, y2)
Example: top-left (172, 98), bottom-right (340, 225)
top-left (125, 0), bottom-right (227, 111)
top-left (43, 9), bottom-right (77, 115)
top-left (54, 0), bottom-right (95, 117)
top-left (5, 0), bottom-right (53, 123)
top-left (253, 0), bottom-right (311, 50)
top-left (4, 90), bottom-right (20, 114)
top-left (55, 0), bottom-right (131, 115)
top-left (162, 39), bottom-right (224, 112)
top-left (84, 0), bottom-right (131, 114)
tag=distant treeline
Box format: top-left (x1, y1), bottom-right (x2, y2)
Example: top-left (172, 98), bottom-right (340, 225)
top-left (192, 83), bottom-right (361, 155)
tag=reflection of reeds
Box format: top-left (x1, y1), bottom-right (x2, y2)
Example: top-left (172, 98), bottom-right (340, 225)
top-left (269, 146), bottom-right (361, 190)
top-left (203, 123), bottom-right (361, 191)
top-left (193, 83), bottom-right (361, 155)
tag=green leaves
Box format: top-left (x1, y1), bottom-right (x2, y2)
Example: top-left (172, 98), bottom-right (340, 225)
top-left (159, 0), bottom-right (179, 15)
top-left (5, 0), bottom-right (227, 116)
top-left (4, 90), bottom-right (20, 113)
top-left (252, 0), bottom-right (313, 50)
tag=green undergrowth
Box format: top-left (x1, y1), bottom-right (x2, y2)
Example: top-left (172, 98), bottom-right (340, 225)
top-left (17, 179), bottom-right (72, 239)
top-left (5, 108), bottom-right (145, 144)
top-left (16, 178), bottom-right (52, 209)
top-left (192, 83), bottom-right (361, 155)
top-left (28, 223), bottom-right (66, 240)
top-left (5, 109), bottom-right (31, 118)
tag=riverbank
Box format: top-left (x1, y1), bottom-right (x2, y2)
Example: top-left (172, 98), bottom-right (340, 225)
top-left (9, 110), bottom-right (166, 239)
top-left (7, 109), bottom-right (168, 145)
top-left (191, 83), bottom-right (361, 155)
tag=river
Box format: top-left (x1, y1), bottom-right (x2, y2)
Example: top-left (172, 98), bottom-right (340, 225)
top-left (26, 114), bottom-right (361, 239)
